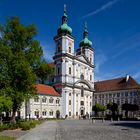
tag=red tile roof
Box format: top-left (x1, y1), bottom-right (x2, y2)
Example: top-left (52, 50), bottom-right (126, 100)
top-left (95, 76), bottom-right (140, 92)
top-left (35, 84), bottom-right (60, 96)
top-left (48, 62), bottom-right (55, 67)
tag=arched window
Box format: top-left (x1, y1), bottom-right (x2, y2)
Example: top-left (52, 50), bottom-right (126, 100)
top-left (90, 54), bottom-right (92, 63)
top-left (42, 110), bottom-right (47, 116)
top-left (34, 110), bottom-right (39, 117)
top-left (49, 110), bottom-right (53, 116)
top-left (56, 98), bottom-right (60, 104)
top-left (80, 74), bottom-right (84, 80)
top-left (49, 97), bottom-right (54, 103)
top-left (69, 67), bottom-right (71, 75)
top-left (57, 45), bottom-right (61, 52)
top-left (69, 46), bottom-right (71, 53)
top-left (42, 96), bottom-right (47, 103)
top-left (90, 57), bottom-right (92, 63)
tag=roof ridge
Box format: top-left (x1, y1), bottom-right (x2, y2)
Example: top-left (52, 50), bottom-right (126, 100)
top-left (95, 76), bottom-right (126, 83)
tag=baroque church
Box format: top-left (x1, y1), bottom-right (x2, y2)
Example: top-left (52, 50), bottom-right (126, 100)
top-left (52, 6), bottom-right (94, 118)
top-left (19, 6), bottom-right (139, 119)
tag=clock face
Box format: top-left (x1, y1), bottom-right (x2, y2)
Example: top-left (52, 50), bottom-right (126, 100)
top-left (68, 41), bottom-right (72, 47)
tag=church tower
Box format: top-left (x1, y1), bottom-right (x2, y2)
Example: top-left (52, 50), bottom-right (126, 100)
top-left (53, 6), bottom-right (94, 118)
top-left (53, 5), bottom-right (75, 117)
top-left (76, 23), bottom-right (94, 65)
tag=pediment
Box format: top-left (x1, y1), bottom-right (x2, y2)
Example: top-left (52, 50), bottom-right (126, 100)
top-left (76, 55), bottom-right (89, 63)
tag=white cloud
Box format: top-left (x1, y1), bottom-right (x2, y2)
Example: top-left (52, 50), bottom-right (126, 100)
top-left (41, 42), bottom-right (55, 62)
top-left (81, 0), bottom-right (119, 19)
top-left (108, 33), bottom-right (140, 60)
top-left (95, 72), bottom-right (124, 82)
top-left (95, 50), bottom-right (107, 73)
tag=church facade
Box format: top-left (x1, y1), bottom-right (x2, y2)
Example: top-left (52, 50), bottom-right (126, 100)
top-left (52, 7), bottom-right (94, 118)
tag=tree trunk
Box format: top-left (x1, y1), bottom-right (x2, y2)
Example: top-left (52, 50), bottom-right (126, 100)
top-left (125, 110), bottom-right (128, 118)
top-left (11, 110), bottom-right (16, 123)
top-left (0, 113), bottom-right (3, 126)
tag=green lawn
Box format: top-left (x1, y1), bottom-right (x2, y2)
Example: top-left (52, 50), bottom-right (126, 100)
top-left (0, 136), bottom-right (16, 140)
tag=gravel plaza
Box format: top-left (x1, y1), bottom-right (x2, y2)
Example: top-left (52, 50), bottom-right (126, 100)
top-left (17, 120), bottom-right (140, 140)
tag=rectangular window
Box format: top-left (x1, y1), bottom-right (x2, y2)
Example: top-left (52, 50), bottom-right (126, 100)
top-left (117, 93), bottom-right (120, 97)
top-left (81, 101), bottom-right (84, 105)
top-left (125, 92), bottom-right (128, 97)
top-left (117, 100), bottom-right (120, 106)
top-left (76, 112), bottom-right (78, 116)
top-left (34, 111), bottom-right (39, 116)
top-left (42, 111), bottom-right (47, 116)
top-left (49, 111), bottom-right (53, 116)
top-left (34, 97), bottom-right (39, 102)
top-left (69, 112), bottom-right (71, 116)
top-left (69, 100), bottom-right (71, 105)
top-left (81, 87), bottom-right (84, 97)
top-left (90, 75), bottom-right (92, 81)
top-left (57, 67), bottom-right (60, 75)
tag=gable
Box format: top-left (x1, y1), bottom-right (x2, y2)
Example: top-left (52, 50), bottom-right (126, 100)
top-left (76, 55), bottom-right (88, 63)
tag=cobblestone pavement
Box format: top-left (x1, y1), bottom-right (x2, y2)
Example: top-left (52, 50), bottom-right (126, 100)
top-left (17, 120), bottom-right (140, 140)
top-left (0, 129), bottom-right (27, 138)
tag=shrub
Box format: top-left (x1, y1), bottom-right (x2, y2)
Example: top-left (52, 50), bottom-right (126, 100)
top-left (6, 123), bottom-right (19, 130)
top-left (19, 122), bottom-right (31, 130)
top-left (29, 121), bottom-right (36, 128)
top-left (0, 123), bottom-right (18, 131)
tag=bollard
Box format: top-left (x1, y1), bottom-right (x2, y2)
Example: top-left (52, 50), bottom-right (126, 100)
top-left (92, 118), bottom-right (95, 123)
top-left (118, 117), bottom-right (120, 121)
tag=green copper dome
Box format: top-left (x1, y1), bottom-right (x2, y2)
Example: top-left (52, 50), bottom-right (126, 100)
top-left (58, 23), bottom-right (72, 34)
top-left (57, 5), bottom-right (72, 35)
top-left (79, 23), bottom-right (92, 47)
top-left (80, 37), bottom-right (92, 47)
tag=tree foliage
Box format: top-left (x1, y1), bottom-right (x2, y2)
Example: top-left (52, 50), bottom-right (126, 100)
top-left (92, 103), bottom-right (107, 116)
top-left (107, 102), bottom-right (118, 115)
top-left (0, 96), bottom-right (13, 113)
top-left (0, 17), bottom-right (43, 123)
top-left (122, 103), bottom-right (139, 117)
top-left (35, 60), bottom-right (54, 84)
top-left (0, 96), bottom-right (13, 125)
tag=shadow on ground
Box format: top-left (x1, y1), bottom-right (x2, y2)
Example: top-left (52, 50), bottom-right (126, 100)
top-left (111, 122), bottom-right (140, 129)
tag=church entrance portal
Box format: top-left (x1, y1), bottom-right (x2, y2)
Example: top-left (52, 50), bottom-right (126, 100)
top-left (81, 109), bottom-right (84, 116)
top-left (56, 110), bottom-right (60, 118)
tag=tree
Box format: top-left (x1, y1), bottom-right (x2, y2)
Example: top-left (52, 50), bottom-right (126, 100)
top-left (92, 103), bottom-right (107, 117)
top-left (122, 103), bottom-right (139, 117)
top-left (0, 17), bottom-right (43, 123)
top-left (107, 102), bottom-right (118, 116)
top-left (35, 60), bottom-right (54, 84)
top-left (0, 96), bottom-right (13, 125)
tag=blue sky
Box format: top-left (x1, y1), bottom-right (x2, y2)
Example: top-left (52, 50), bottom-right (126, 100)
top-left (0, 0), bottom-right (140, 82)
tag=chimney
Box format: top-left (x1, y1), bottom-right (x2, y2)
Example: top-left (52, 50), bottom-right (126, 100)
top-left (126, 74), bottom-right (129, 82)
